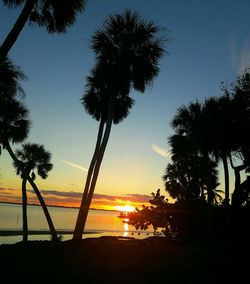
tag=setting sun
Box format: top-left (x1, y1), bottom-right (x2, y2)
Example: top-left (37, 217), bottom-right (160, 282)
top-left (115, 204), bottom-right (135, 212)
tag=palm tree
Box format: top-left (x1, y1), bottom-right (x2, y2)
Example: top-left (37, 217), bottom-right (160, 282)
top-left (0, 97), bottom-right (58, 240)
top-left (73, 10), bottom-right (165, 240)
top-left (171, 97), bottom-right (232, 207)
top-left (164, 134), bottom-right (219, 203)
top-left (0, 0), bottom-right (86, 59)
top-left (0, 56), bottom-right (26, 99)
top-left (202, 96), bottom-right (233, 207)
top-left (13, 143), bottom-right (53, 241)
top-left (227, 71), bottom-right (250, 205)
top-left (168, 101), bottom-right (222, 240)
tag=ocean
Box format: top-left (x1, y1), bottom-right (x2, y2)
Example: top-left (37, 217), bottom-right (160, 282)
top-left (0, 203), bottom-right (152, 244)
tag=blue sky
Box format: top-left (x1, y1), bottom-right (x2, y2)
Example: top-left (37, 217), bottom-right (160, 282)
top-left (1, 0), bottom-right (250, 207)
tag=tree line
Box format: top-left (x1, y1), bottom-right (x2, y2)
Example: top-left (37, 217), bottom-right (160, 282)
top-left (121, 72), bottom-right (250, 240)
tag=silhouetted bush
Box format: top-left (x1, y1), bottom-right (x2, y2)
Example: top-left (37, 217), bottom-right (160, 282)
top-left (120, 189), bottom-right (250, 241)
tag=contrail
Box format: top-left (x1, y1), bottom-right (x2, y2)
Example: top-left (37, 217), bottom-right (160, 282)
top-left (151, 144), bottom-right (171, 158)
top-left (61, 159), bottom-right (88, 172)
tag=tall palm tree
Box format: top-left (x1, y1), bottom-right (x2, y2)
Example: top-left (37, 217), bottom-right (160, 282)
top-left (227, 71), bottom-right (250, 205)
top-left (0, 97), bottom-right (58, 240)
top-left (171, 97), bottom-right (232, 206)
top-left (202, 95), bottom-right (234, 207)
top-left (73, 10), bottom-right (165, 240)
top-left (0, 0), bottom-right (86, 59)
top-left (13, 143), bottom-right (53, 241)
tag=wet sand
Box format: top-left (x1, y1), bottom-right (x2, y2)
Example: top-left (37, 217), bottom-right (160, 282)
top-left (0, 236), bottom-right (248, 283)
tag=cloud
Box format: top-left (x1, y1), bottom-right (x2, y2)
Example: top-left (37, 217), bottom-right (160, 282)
top-left (61, 159), bottom-right (88, 172)
top-left (0, 187), bottom-right (15, 192)
top-left (38, 190), bottom-right (82, 198)
top-left (230, 36), bottom-right (250, 74)
top-left (151, 144), bottom-right (171, 158)
top-left (27, 189), bottom-right (151, 203)
top-left (121, 193), bottom-right (151, 203)
top-left (94, 193), bottom-right (151, 203)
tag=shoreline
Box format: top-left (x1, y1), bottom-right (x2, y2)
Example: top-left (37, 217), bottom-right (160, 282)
top-left (0, 230), bottom-right (100, 236)
top-left (0, 201), bottom-right (119, 212)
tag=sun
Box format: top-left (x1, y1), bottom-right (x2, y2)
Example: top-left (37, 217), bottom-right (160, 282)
top-left (115, 204), bottom-right (135, 212)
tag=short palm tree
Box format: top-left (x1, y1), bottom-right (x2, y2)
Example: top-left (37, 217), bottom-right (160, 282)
top-left (73, 10), bottom-right (166, 240)
top-left (164, 134), bottom-right (219, 203)
top-left (0, 0), bottom-right (86, 59)
top-left (0, 97), bottom-right (58, 240)
top-left (14, 143), bottom-right (53, 241)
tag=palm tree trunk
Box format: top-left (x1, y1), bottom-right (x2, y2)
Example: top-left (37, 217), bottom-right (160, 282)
top-left (221, 152), bottom-right (230, 236)
top-left (77, 116), bottom-right (113, 239)
top-left (27, 177), bottom-right (58, 241)
top-left (206, 180), bottom-right (213, 241)
top-left (229, 155), bottom-right (246, 207)
top-left (22, 176), bottom-right (28, 242)
top-left (0, 0), bottom-right (36, 60)
top-left (4, 139), bottom-right (58, 241)
top-left (73, 118), bottom-right (105, 240)
top-left (221, 153), bottom-right (230, 206)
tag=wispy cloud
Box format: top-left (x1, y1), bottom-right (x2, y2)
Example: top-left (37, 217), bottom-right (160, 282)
top-left (34, 189), bottom-right (82, 198)
top-left (151, 144), bottom-right (171, 158)
top-left (61, 160), bottom-right (88, 172)
top-left (27, 189), bottom-right (151, 203)
top-left (230, 36), bottom-right (250, 74)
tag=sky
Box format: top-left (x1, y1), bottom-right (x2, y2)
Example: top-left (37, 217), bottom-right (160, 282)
top-left (1, 0), bottom-right (250, 210)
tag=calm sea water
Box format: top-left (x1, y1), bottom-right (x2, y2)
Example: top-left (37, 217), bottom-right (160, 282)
top-left (0, 203), bottom-right (152, 244)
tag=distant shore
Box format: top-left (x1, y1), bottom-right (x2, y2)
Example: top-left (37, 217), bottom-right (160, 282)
top-left (0, 230), bottom-right (100, 236)
top-left (0, 201), bottom-right (118, 212)
top-left (0, 236), bottom-right (249, 283)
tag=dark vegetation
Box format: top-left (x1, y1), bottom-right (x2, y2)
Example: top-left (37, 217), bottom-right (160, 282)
top-left (121, 71), bottom-right (250, 241)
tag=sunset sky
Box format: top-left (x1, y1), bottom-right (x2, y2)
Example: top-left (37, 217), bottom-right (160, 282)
top-left (1, 0), bottom-right (250, 210)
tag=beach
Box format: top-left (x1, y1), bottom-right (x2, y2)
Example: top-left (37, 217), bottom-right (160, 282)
top-left (0, 236), bottom-right (248, 284)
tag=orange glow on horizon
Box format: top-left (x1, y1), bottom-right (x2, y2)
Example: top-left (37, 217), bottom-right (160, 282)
top-left (0, 187), bottom-right (148, 211)
top-left (114, 204), bottom-right (135, 212)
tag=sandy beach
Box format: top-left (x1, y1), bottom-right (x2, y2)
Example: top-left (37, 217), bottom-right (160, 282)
top-left (0, 236), bottom-right (249, 284)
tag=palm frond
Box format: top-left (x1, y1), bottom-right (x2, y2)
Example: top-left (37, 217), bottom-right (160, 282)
top-left (28, 0), bottom-right (86, 33)
top-left (0, 57), bottom-right (27, 99)
top-left (14, 143), bottom-right (53, 180)
top-left (0, 98), bottom-right (30, 145)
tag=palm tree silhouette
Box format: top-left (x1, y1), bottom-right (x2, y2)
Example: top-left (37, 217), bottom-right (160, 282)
top-left (73, 10), bottom-right (166, 240)
top-left (226, 71), bottom-right (250, 205)
top-left (0, 97), bottom-right (58, 240)
top-left (0, 57), bottom-right (26, 99)
top-left (170, 98), bottom-right (232, 206)
top-left (164, 134), bottom-right (219, 203)
top-left (13, 143), bottom-right (53, 241)
top-left (202, 96), bottom-right (233, 207)
top-left (170, 102), bottom-right (220, 202)
top-left (0, 0), bottom-right (86, 59)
